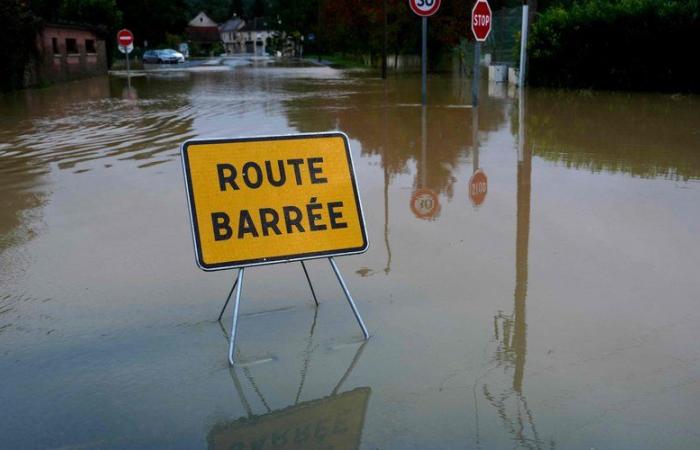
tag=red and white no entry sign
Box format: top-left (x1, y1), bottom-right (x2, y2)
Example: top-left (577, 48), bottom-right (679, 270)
top-left (117, 29), bottom-right (134, 47)
top-left (409, 0), bottom-right (441, 17)
top-left (468, 169), bottom-right (488, 206)
top-left (471, 0), bottom-right (492, 42)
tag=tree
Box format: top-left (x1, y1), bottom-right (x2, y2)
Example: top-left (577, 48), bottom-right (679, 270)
top-left (229, 0), bottom-right (244, 17)
top-left (0, 0), bottom-right (41, 91)
top-left (116, 0), bottom-right (188, 47)
top-left (59, 0), bottom-right (122, 35)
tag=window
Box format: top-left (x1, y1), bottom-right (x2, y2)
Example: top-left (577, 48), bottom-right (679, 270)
top-left (52, 37), bottom-right (59, 54)
top-left (65, 38), bottom-right (78, 54)
top-left (85, 39), bottom-right (96, 53)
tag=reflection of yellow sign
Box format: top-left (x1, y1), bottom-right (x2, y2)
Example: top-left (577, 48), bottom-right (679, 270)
top-left (181, 133), bottom-right (368, 270)
top-left (207, 387), bottom-right (371, 450)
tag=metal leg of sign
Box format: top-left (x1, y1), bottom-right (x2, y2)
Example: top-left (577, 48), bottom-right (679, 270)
top-left (228, 268), bottom-right (245, 366)
top-left (300, 261), bottom-right (319, 306)
top-left (217, 269), bottom-right (240, 321)
top-left (328, 257), bottom-right (370, 339)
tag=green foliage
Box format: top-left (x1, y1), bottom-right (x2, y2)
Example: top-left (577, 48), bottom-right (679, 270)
top-left (164, 32), bottom-right (184, 49)
top-left (116, 0), bottom-right (188, 47)
top-left (186, 0), bottom-right (231, 22)
top-left (528, 0), bottom-right (700, 91)
top-left (59, 0), bottom-right (122, 34)
top-left (0, 0), bottom-right (41, 91)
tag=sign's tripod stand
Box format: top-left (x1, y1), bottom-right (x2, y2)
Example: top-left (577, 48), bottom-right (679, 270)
top-left (218, 257), bottom-right (370, 366)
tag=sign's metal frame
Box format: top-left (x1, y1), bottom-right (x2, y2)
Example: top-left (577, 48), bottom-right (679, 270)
top-left (180, 132), bottom-right (370, 366)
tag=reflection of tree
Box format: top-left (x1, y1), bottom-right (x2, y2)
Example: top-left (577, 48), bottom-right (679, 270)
top-left (281, 75), bottom-right (509, 198)
top-left (520, 90), bottom-right (700, 180)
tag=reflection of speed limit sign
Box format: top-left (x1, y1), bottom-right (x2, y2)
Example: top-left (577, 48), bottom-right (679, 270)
top-left (409, 0), bottom-right (441, 17)
top-left (411, 188), bottom-right (440, 219)
top-left (469, 169), bottom-right (488, 206)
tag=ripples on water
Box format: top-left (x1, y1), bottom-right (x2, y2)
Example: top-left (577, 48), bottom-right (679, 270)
top-left (1, 62), bottom-right (700, 449)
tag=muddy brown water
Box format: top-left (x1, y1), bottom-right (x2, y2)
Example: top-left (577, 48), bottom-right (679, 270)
top-left (1, 62), bottom-right (699, 449)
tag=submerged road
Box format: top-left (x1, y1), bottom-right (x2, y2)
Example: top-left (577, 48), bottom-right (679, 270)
top-left (1, 62), bottom-right (700, 449)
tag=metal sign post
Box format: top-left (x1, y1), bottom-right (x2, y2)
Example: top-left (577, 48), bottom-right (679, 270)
top-left (422, 17), bottom-right (428, 105)
top-left (471, 0), bottom-right (492, 107)
top-left (472, 43), bottom-right (481, 107)
top-left (409, 0), bottom-right (441, 105)
top-left (117, 29), bottom-right (134, 88)
top-left (180, 133), bottom-right (371, 365)
top-left (519, 1), bottom-right (530, 87)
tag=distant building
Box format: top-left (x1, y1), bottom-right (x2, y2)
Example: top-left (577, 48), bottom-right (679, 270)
top-left (219, 17), bottom-right (273, 56)
top-left (25, 24), bottom-right (107, 87)
top-left (185, 11), bottom-right (221, 53)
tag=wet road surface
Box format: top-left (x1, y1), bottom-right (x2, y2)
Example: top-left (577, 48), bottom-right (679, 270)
top-left (1, 62), bottom-right (700, 449)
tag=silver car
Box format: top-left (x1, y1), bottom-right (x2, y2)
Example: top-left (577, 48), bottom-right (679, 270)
top-left (143, 49), bottom-right (185, 64)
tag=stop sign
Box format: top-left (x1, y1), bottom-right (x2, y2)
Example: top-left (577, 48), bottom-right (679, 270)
top-left (409, 0), bottom-right (441, 17)
top-left (471, 0), bottom-right (492, 42)
top-left (117, 29), bottom-right (134, 47)
top-left (468, 169), bottom-right (488, 206)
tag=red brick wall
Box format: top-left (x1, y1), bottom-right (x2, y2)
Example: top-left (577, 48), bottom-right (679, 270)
top-left (29, 26), bottom-right (107, 86)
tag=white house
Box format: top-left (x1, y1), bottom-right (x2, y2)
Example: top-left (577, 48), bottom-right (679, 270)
top-left (219, 17), bottom-right (273, 56)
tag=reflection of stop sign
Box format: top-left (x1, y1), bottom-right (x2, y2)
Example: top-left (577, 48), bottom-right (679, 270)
top-left (471, 0), bottom-right (492, 42)
top-left (117, 29), bottom-right (134, 47)
top-left (411, 188), bottom-right (440, 219)
top-left (409, 0), bottom-right (441, 17)
top-left (469, 169), bottom-right (488, 206)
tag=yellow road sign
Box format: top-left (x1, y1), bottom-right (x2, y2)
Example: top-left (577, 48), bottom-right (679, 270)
top-left (181, 133), bottom-right (368, 270)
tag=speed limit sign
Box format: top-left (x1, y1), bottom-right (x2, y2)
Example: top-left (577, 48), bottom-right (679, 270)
top-left (410, 188), bottom-right (440, 219)
top-left (409, 0), bottom-right (441, 17)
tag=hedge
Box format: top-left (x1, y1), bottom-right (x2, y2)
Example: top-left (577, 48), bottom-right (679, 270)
top-left (528, 0), bottom-right (700, 92)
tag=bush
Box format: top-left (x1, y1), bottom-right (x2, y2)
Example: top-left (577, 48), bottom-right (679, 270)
top-left (0, 1), bottom-right (40, 91)
top-left (528, 0), bottom-right (700, 92)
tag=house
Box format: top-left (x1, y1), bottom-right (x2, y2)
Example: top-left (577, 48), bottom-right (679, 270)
top-left (219, 17), bottom-right (273, 56)
top-left (185, 11), bottom-right (221, 53)
top-left (219, 16), bottom-right (246, 54)
top-left (25, 23), bottom-right (107, 87)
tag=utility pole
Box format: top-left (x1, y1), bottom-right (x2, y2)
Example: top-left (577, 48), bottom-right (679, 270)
top-left (382, 0), bottom-right (387, 79)
top-left (518, 0), bottom-right (530, 87)
top-left (317, 0), bottom-right (322, 62)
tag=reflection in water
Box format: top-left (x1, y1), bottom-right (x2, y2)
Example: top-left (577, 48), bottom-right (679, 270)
top-left (212, 312), bottom-right (370, 450)
top-left (2, 66), bottom-right (700, 449)
top-left (524, 90), bottom-right (700, 180)
top-left (483, 91), bottom-right (552, 450)
top-left (282, 77), bottom-right (510, 200)
top-left (0, 76), bottom-right (195, 256)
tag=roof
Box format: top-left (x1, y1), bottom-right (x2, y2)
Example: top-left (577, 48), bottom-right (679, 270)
top-left (220, 17), bottom-right (245, 33)
top-left (43, 22), bottom-right (100, 35)
top-left (188, 11), bottom-right (218, 28)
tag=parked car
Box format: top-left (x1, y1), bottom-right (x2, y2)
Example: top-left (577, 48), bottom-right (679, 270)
top-left (143, 49), bottom-right (185, 64)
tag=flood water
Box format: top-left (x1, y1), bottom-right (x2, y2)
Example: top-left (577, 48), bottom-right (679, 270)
top-left (1, 62), bottom-right (699, 449)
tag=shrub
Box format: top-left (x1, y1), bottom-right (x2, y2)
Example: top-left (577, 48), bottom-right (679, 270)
top-left (528, 0), bottom-right (700, 92)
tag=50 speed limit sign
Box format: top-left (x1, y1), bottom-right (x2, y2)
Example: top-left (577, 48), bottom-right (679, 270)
top-left (409, 0), bottom-right (441, 17)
